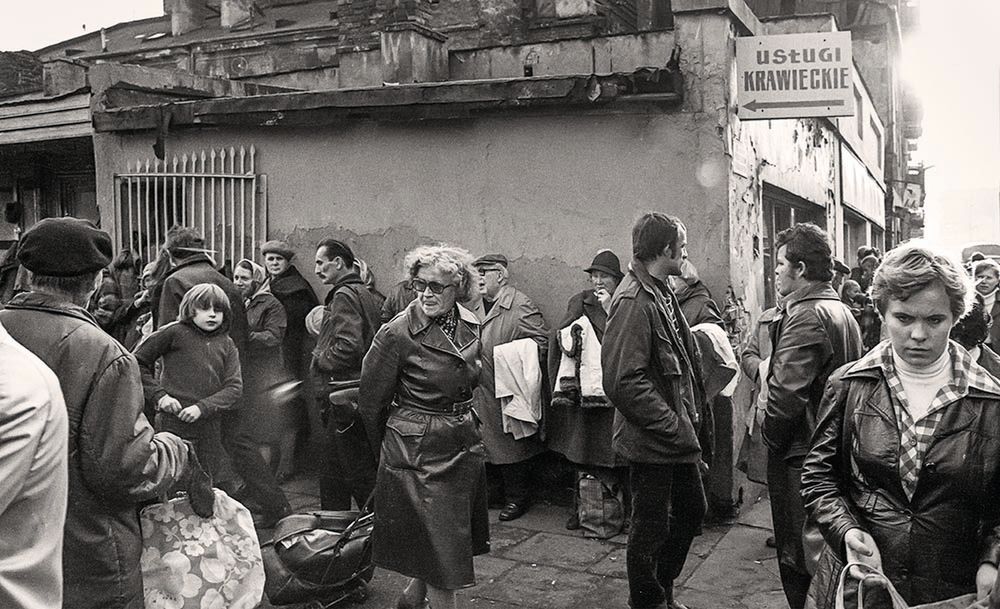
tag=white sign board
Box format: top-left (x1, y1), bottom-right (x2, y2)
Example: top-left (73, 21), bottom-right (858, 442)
top-left (736, 32), bottom-right (854, 120)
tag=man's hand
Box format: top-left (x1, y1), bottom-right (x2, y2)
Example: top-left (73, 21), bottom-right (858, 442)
top-left (177, 405), bottom-right (203, 423)
top-left (976, 563), bottom-right (998, 604)
top-left (844, 528), bottom-right (883, 577)
top-left (158, 394), bottom-right (182, 414)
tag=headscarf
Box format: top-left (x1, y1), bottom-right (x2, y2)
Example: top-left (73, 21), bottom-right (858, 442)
top-left (236, 258), bottom-right (270, 301)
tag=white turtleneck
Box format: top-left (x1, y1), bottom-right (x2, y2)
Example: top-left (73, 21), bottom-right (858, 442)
top-left (892, 347), bottom-right (952, 422)
top-left (983, 288), bottom-right (998, 312)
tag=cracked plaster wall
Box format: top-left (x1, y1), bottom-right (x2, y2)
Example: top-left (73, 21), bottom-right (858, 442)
top-left (95, 109), bottom-right (728, 327)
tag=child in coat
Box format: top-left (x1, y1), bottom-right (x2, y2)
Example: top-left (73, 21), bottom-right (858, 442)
top-left (135, 282), bottom-right (242, 480)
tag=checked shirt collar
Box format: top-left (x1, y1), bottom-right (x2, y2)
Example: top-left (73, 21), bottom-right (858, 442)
top-left (848, 340), bottom-right (993, 499)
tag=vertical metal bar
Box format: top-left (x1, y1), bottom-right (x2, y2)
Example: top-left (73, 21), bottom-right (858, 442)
top-left (259, 175), bottom-right (268, 253)
top-left (142, 160), bottom-right (151, 263)
top-left (210, 149), bottom-right (217, 259)
top-left (200, 151), bottom-right (207, 239)
top-left (249, 145), bottom-right (257, 256)
top-left (181, 154), bottom-right (188, 226)
top-left (113, 176), bottom-right (122, 255)
top-left (239, 146), bottom-right (246, 261)
top-left (126, 164), bottom-right (134, 254)
top-left (150, 159), bottom-right (160, 254)
top-left (171, 155), bottom-right (179, 228)
top-left (229, 146), bottom-right (236, 268)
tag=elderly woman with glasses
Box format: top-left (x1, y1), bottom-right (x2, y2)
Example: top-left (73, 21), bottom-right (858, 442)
top-left (802, 243), bottom-right (1000, 608)
top-left (359, 244), bottom-right (489, 609)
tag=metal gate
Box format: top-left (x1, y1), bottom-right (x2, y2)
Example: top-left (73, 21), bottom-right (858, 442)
top-left (113, 145), bottom-right (267, 268)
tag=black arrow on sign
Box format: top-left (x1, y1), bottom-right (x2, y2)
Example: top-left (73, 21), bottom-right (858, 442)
top-left (742, 99), bottom-right (846, 112)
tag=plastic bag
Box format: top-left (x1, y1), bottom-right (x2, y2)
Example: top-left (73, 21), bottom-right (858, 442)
top-left (139, 489), bottom-right (265, 609)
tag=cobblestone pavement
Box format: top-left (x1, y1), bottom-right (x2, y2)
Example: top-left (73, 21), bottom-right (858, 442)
top-left (260, 476), bottom-right (787, 609)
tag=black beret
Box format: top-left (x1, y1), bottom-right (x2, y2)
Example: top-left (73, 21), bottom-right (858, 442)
top-left (18, 218), bottom-right (113, 277)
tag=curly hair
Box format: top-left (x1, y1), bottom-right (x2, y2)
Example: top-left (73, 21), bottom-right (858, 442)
top-left (871, 242), bottom-right (972, 320)
top-left (403, 244), bottom-right (476, 302)
top-left (775, 223), bottom-right (833, 282)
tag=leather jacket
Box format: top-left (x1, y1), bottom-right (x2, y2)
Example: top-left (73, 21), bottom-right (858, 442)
top-left (602, 259), bottom-right (704, 464)
top-left (802, 343), bottom-right (1000, 605)
top-left (762, 282), bottom-right (863, 464)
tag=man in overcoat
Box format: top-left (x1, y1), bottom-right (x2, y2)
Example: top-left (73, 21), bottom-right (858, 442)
top-left (762, 223), bottom-right (863, 609)
top-left (473, 253), bottom-right (549, 522)
top-left (602, 213), bottom-right (706, 609)
top-left (0, 218), bottom-right (195, 609)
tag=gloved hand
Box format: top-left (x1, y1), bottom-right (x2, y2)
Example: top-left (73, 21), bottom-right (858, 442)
top-left (185, 447), bottom-right (215, 519)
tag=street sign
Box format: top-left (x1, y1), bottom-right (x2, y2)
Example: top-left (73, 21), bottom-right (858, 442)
top-left (736, 31), bottom-right (855, 120)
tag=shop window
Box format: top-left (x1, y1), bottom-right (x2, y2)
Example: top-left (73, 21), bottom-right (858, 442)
top-left (854, 86), bottom-right (864, 140)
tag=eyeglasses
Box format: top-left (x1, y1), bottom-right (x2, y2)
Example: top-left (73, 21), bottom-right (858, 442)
top-left (477, 268), bottom-right (502, 277)
top-left (411, 279), bottom-right (456, 295)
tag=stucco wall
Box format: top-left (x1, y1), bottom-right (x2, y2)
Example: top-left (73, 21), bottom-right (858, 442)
top-left (95, 109), bottom-right (729, 325)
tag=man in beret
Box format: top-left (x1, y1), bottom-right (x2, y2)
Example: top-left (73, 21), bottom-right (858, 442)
top-left (312, 238), bottom-right (382, 509)
top-left (473, 253), bottom-right (549, 522)
top-left (0, 218), bottom-right (197, 609)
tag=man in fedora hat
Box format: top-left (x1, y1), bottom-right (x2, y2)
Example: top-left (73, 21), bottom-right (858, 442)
top-left (473, 253), bottom-right (549, 522)
top-left (0, 218), bottom-right (203, 609)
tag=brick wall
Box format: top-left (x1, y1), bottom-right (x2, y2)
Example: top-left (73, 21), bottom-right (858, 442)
top-left (0, 52), bottom-right (43, 99)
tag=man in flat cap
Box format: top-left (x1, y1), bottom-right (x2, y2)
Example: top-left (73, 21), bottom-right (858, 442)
top-left (312, 238), bottom-right (382, 509)
top-left (473, 253), bottom-right (549, 521)
top-left (0, 218), bottom-right (199, 609)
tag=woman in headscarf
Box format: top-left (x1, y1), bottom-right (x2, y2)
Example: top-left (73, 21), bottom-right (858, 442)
top-left (261, 240), bottom-right (319, 480)
top-left (233, 258), bottom-right (293, 527)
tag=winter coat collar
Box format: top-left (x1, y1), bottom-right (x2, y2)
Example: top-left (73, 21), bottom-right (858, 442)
top-left (323, 272), bottom-right (364, 304)
top-left (268, 265), bottom-right (314, 296)
top-left (166, 253), bottom-right (216, 276)
top-left (406, 300), bottom-right (479, 355)
top-left (482, 285), bottom-right (516, 324)
top-left (781, 281), bottom-right (840, 312)
top-left (4, 291), bottom-right (99, 328)
top-left (844, 340), bottom-right (1000, 399)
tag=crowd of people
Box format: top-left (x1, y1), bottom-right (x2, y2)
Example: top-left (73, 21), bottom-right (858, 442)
top-left (2, 212), bottom-right (1000, 609)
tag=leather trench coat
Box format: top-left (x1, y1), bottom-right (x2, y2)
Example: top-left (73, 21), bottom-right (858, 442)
top-left (358, 301), bottom-right (489, 589)
top-left (763, 282), bottom-right (863, 465)
top-left (0, 292), bottom-right (190, 609)
top-left (801, 344), bottom-right (1000, 608)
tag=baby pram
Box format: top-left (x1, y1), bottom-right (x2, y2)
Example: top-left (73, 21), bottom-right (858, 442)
top-left (261, 506), bottom-right (374, 608)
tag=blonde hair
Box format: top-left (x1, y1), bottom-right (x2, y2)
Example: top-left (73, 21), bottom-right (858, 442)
top-left (403, 244), bottom-right (476, 301)
top-left (871, 241), bottom-right (972, 320)
top-left (178, 283), bottom-right (231, 322)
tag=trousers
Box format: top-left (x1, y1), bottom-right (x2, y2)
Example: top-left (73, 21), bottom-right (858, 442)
top-left (767, 451), bottom-right (812, 609)
top-left (319, 404), bottom-right (378, 510)
top-left (626, 462), bottom-right (706, 609)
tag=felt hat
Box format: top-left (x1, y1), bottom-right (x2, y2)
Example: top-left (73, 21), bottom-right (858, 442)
top-left (584, 250), bottom-right (623, 280)
top-left (18, 217), bottom-right (113, 277)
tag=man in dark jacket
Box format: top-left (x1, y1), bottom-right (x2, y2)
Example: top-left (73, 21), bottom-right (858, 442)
top-left (156, 226), bottom-right (248, 351)
top-left (602, 212), bottom-right (706, 609)
top-left (762, 223), bottom-right (863, 609)
top-left (0, 218), bottom-right (196, 609)
top-left (313, 238), bottom-right (382, 509)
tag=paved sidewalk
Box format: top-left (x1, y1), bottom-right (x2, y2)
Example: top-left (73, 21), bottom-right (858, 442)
top-left (263, 476), bottom-right (787, 609)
